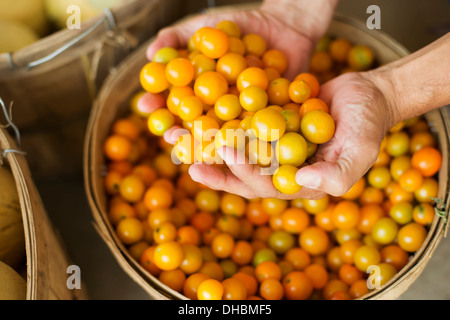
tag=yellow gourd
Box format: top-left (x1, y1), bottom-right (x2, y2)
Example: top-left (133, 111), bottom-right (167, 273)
top-left (0, 19), bottom-right (39, 53)
top-left (0, 260), bottom-right (26, 300)
top-left (44, 0), bottom-right (123, 29)
top-left (0, 166), bottom-right (25, 269)
top-left (0, 0), bottom-right (49, 36)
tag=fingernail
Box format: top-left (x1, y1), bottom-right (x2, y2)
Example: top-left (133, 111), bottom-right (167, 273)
top-left (217, 147), bottom-right (225, 159)
top-left (296, 171), bottom-right (321, 189)
top-left (217, 146), bottom-right (234, 164)
top-left (188, 165), bottom-right (203, 183)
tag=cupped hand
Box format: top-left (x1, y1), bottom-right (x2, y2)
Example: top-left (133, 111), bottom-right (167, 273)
top-left (146, 6), bottom-right (316, 80)
top-left (294, 71), bottom-right (397, 197)
top-left (186, 71), bottom-right (397, 200)
top-left (139, 4), bottom-right (319, 117)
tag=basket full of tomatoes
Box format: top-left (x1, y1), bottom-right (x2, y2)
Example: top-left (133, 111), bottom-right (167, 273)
top-left (84, 12), bottom-right (449, 300)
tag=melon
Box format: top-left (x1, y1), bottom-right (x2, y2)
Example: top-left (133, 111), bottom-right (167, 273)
top-left (0, 0), bottom-right (49, 36)
top-left (44, 0), bottom-right (123, 29)
top-left (0, 260), bottom-right (26, 300)
top-left (0, 18), bottom-right (39, 53)
top-left (0, 166), bottom-right (26, 269)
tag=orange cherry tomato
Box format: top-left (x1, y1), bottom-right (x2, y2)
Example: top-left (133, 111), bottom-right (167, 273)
top-left (216, 20), bottom-right (241, 38)
top-left (167, 86), bottom-right (194, 115)
top-left (262, 49), bottom-right (288, 74)
top-left (282, 271), bottom-right (313, 300)
top-left (228, 37), bottom-right (246, 55)
top-left (216, 52), bottom-right (248, 85)
top-left (294, 73), bottom-right (320, 98)
top-left (222, 277), bottom-right (248, 300)
top-left (304, 264), bottom-right (328, 289)
top-left (153, 241), bottom-right (184, 271)
top-left (104, 135), bottom-right (132, 161)
top-left (159, 269), bottom-right (186, 292)
top-left (236, 67), bottom-right (269, 92)
top-left (259, 278), bottom-right (284, 300)
top-left (397, 222), bottom-right (427, 252)
top-left (298, 98), bottom-right (329, 118)
top-left (140, 246), bottom-right (162, 276)
top-left (299, 226), bottom-right (330, 255)
top-left (199, 28), bottom-right (229, 59)
top-left (211, 233), bottom-right (235, 259)
top-left (165, 57), bottom-right (195, 87)
top-left (140, 62), bottom-right (169, 93)
top-left (300, 109), bottom-right (335, 144)
top-left (116, 217), bottom-right (144, 245)
top-left (143, 186), bottom-right (173, 211)
top-left (239, 86), bottom-right (268, 112)
top-left (194, 71), bottom-right (229, 106)
top-left (380, 244), bottom-right (409, 271)
top-left (411, 146), bottom-right (442, 177)
top-left (232, 272), bottom-right (258, 297)
top-left (242, 33), bottom-right (267, 57)
top-left (332, 200), bottom-right (360, 230)
top-left (183, 273), bottom-right (210, 300)
top-left (197, 279), bottom-right (224, 300)
top-left (288, 80), bottom-right (311, 104)
top-left (251, 107), bottom-right (286, 142)
top-left (338, 264), bottom-right (363, 286)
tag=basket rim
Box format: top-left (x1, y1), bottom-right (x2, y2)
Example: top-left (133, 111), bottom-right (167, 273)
top-left (0, 0), bottom-right (165, 73)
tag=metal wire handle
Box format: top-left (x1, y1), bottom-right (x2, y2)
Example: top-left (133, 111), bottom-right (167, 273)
top-left (0, 97), bottom-right (27, 165)
top-left (8, 9), bottom-right (117, 70)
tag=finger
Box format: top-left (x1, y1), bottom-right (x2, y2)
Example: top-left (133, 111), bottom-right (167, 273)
top-left (189, 163), bottom-right (259, 199)
top-left (137, 92), bottom-right (166, 115)
top-left (146, 27), bottom-right (192, 60)
top-left (146, 14), bottom-right (211, 60)
top-left (295, 146), bottom-right (378, 197)
top-left (216, 146), bottom-right (278, 198)
top-left (215, 146), bottom-right (321, 200)
top-left (163, 126), bottom-right (187, 145)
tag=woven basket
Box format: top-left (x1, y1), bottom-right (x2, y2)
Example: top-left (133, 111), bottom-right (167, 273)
top-left (0, 108), bottom-right (88, 300)
top-left (0, 0), bottom-right (184, 181)
top-left (84, 7), bottom-right (450, 300)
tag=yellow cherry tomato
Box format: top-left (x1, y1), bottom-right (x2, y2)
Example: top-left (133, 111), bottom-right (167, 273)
top-left (140, 62), bottom-right (169, 93)
top-left (275, 132), bottom-right (308, 167)
top-left (239, 86), bottom-right (268, 112)
top-left (251, 108), bottom-right (286, 142)
top-left (273, 165), bottom-right (302, 195)
top-left (300, 110), bottom-right (335, 144)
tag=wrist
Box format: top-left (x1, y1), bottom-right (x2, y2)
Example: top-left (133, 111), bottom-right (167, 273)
top-left (362, 66), bottom-right (402, 131)
top-left (365, 34), bottom-right (450, 125)
top-left (260, 0), bottom-right (339, 44)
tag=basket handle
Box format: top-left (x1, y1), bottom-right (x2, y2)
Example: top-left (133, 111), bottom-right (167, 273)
top-left (0, 97), bottom-right (26, 165)
top-left (8, 9), bottom-right (117, 70)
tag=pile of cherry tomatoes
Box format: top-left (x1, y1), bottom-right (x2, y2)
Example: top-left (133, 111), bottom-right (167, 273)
top-left (101, 21), bottom-right (442, 300)
top-left (138, 21), bottom-right (336, 195)
top-left (310, 35), bottom-right (376, 84)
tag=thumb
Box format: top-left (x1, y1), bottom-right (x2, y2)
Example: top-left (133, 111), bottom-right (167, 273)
top-left (146, 27), bottom-right (189, 60)
top-left (146, 14), bottom-right (207, 60)
top-left (295, 155), bottom-right (374, 197)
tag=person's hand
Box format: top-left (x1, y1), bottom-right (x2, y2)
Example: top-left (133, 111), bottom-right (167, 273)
top-left (186, 71), bottom-right (397, 199)
top-left (139, 0), bottom-right (338, 117)
top-left (294, 71), bottom-right (397, 196)
top-left (147, 2), bottom-right (329, 80)
top-left (138, 0), bottom-right (349, 200)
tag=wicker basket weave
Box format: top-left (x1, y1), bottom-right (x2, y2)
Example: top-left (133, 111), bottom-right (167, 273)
top-left (0, 109), bottom-right (88, 300)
